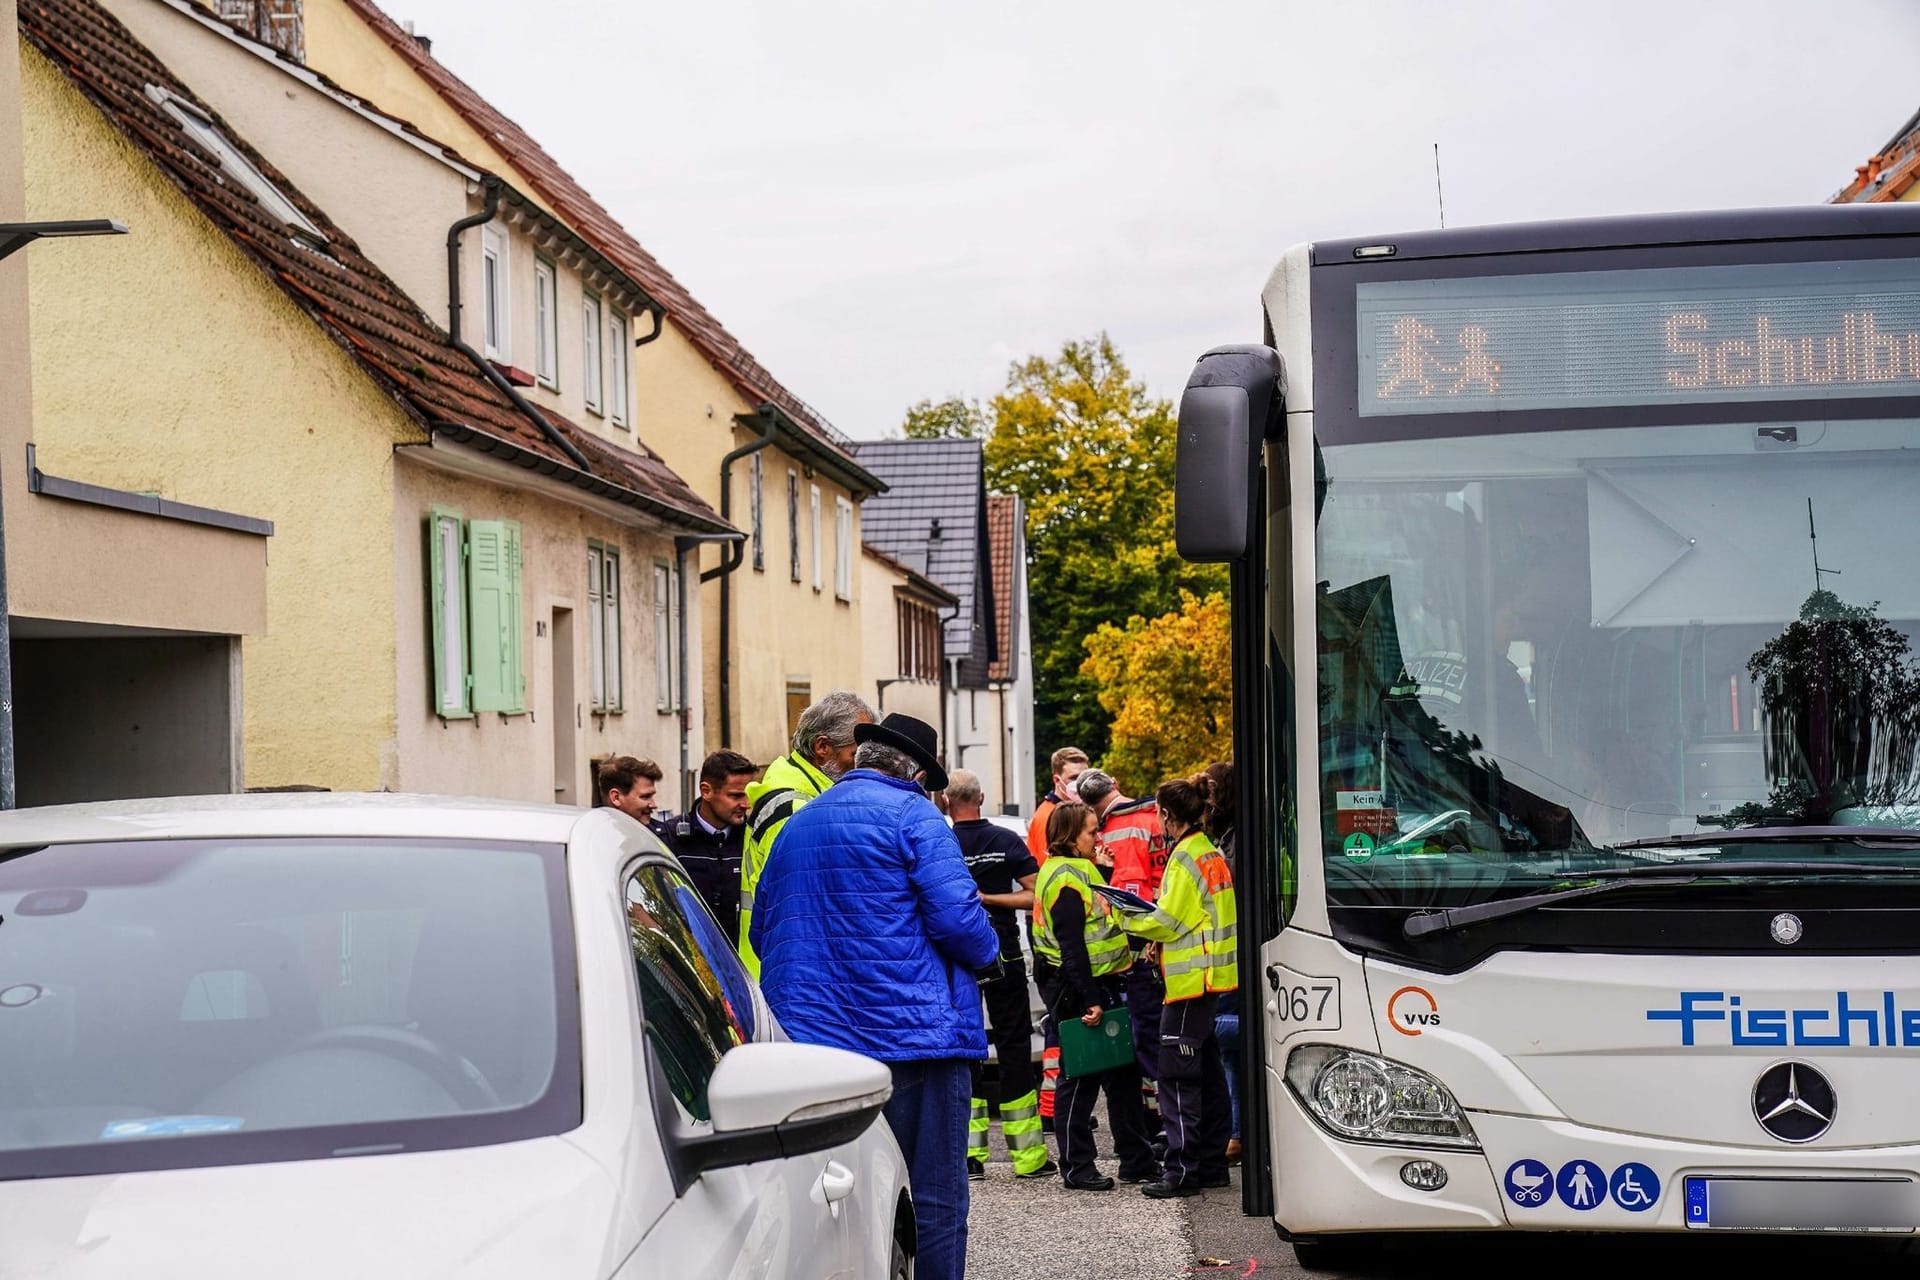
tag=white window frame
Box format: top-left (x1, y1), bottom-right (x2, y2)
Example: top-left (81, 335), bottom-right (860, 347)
top-left (583, 293), bottom-right (604, 415)
top-left (609, 310), bottom-right (630, 428)
top-left (588, 543), bottom-right (622, 713)
top-left (151, 87), bottom-right (328, 249)
top-left (481, 225), bottom-right (509, 363)
top-left (788, 469), bottom-right (801, 583)
top-left (534, 258), bottom-right (558, 388)
top-left (810, 484), bottom-right (823, 592)
top-left (834, 496), bottom-right (853, 602)
top-left (654, 560), bottom-right (682, 713)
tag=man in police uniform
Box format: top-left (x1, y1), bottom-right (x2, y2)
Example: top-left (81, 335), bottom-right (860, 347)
top-left (736, 691), bottom-right (875, 976)
top-left (653, 750), bottom-right (756, 941)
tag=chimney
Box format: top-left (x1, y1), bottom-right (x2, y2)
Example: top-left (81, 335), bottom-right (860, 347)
top-left (214, 0), bottom-right (305, 64)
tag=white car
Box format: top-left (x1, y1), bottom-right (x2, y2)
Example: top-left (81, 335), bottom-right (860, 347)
top-left (0, 794), bottom-right (913, 1279)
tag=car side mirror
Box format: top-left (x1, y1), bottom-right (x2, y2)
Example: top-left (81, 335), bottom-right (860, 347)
top-left (1174, 344), bottom-right (1286, 563)
top-left (676, 1042), bottom-right (892, 1181)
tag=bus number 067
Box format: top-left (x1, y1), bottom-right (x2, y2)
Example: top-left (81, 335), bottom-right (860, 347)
top-left (1275, 985), bottom-right (1334, 1023)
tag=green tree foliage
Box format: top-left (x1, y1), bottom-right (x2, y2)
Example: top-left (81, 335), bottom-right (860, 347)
top-left (982, 334), bottom-right (1225, 775)
top-left (899, 395), bottom-right (986, 440)
top-left (1081, 591), bottom-right (1233, 796)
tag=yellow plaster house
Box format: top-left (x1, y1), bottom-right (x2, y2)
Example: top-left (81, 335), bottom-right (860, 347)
top-left (16, 0), bottom-right (736, 807)
top-left (264, 0), bottom-right (886, 771)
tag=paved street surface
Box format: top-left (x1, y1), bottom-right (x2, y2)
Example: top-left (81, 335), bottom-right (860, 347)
top-left (968, 1130), bottom-right (1920, 1279)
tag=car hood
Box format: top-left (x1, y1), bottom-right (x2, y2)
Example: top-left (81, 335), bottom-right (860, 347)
top-left (0, 1136), bottom-right (629, 1279)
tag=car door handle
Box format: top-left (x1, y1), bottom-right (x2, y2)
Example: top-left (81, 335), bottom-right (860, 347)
top-left (818, 1160), bottom-right (856, 1204)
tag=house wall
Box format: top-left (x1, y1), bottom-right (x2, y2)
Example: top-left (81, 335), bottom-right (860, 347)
top-left (391, 453), bottom-right (699, 809)
top-left (858, 554), bottom-right (941, 729)
top-left (22, 45), bottom-right (415, 790)
top-left (297, 4), bottom-right (868, 771)
top-left (949, 683), bottom-right (1001, 813)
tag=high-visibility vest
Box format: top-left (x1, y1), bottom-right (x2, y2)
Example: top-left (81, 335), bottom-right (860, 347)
top-left (1031, 856), bottom-right (1132, 977)
top-left (1120, 831), bottom-right (1238, 1001)
top-left (737, 750), bottom-right (832, 977)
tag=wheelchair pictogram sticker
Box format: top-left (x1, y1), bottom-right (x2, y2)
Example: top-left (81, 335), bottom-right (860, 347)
top-left (1609, 1162), bottom-right (1660, 1211)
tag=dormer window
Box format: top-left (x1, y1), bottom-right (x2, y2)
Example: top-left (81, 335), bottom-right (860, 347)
top-left (146, 85), bottom-right (327, 252)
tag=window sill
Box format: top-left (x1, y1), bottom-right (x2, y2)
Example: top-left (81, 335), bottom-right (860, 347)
top-left (585, 405), bottom-right (605, 419)
top-left (490, 360), bottom-right (536, 388)
top-left (536, 374), bottom-right (558, 392)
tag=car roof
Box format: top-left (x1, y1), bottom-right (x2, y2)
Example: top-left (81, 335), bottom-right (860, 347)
top-left (0, 792), bottom-right (587, 846)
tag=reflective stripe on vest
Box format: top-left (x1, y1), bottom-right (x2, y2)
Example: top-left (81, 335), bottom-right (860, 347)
top-left (1159, 834), bottom-right (1239, 1000)
top-left (1031, 857), bottom-right (1130, 976)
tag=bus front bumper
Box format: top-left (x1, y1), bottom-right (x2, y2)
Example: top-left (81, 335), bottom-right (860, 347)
top-left (1274, 1087), bottom-right (1920, 1236)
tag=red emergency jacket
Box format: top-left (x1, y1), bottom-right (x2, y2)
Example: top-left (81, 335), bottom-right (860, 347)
top-left (1099, 796), bottom-right (1169, 901)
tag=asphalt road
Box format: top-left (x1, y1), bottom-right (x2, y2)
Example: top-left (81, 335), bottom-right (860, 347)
top-left (967, 1133), bottom-right (1920, 1280)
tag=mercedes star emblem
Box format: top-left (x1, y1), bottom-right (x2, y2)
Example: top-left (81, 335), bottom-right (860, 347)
top-left (1753, 1062), bottom-right (1836, 1143)
top-left (1769, 912), bottom-right (1803, 946)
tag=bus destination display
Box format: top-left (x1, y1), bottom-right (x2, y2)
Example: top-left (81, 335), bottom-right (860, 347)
top-left (1357, 259), bottom-right (1920, 417)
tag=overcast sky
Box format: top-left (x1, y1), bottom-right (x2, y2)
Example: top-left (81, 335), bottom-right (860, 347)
top-left (382, 0), bottom-right (1920, 439)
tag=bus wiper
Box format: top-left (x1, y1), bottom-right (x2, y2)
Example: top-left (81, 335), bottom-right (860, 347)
top-left (1401, 860), bottom-right (1920, 939)
top-left (1612, 826), bottom-right (1920, 850)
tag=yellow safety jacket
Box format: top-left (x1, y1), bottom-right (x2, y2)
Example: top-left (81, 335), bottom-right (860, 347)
top-left (1121, 830), bottom-right (1238, 1000)
top-left (737, 750), bottom-right (832, 977)
top-left (1031, 856), bottom-right (1132, 977)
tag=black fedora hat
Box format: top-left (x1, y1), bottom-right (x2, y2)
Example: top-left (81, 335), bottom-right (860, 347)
top-left (853, 713), bottom-right (949, 792)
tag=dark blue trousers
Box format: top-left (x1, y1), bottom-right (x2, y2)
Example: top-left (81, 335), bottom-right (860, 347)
top-left (883, 1058), bottom-right (972, 1280)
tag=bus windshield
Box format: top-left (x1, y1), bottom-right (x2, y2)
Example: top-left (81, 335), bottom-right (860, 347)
top-left (1313, 416), bottom-right (1920, 909)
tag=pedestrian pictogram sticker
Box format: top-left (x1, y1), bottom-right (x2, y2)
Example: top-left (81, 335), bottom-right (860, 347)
top-left (1503, 1158), bottom-right (1552, 1208)
top-left (1556, 1159), bottom-right (1604, 1211)
top-left (1609, 1162), bottom-right (1659, 1211)
top-left (1342, 832), bottom-right (1375, 861)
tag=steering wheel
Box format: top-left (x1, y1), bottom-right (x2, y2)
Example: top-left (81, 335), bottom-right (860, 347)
top-left (279, 1024), bottom-right (501, 1110)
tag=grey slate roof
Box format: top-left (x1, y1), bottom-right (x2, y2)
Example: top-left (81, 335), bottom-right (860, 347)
top-left (855, 439), bottom-right (998, 688)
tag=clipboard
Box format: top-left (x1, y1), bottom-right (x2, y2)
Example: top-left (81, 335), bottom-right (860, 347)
top-left (1058, 1006), bottom-right (1136, 1078)
top-left (1091, 883), bottom-right (1155, 914)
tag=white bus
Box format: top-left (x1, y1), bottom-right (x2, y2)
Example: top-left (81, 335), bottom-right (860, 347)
top-left (1175, 204), bottom-right (1920, 1268)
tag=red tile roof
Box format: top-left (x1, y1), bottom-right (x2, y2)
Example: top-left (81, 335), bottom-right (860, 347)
top-left (1832, 106), bottom-right (1920, 204)
top-left (986, 493), bottom-right (1019, 683)
top-left (20, 0), bottom-right (733, 535)
top-left (339, 0), bottom-right (861, 466)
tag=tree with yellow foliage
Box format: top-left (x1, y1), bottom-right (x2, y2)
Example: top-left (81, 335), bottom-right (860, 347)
top-left (1081, 590), bottom-right (1233, 797)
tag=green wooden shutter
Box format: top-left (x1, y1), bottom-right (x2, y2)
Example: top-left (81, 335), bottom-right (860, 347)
top-left (427, 508), bottom-right (471, 718)
top-left (468, 518), bottom-right (526, 713)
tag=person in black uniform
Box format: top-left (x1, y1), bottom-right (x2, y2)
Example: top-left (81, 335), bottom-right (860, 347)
top-left (652, 749), bottom-right (756, 940)
top-left (947, 769), bottom-right (1057, 1181)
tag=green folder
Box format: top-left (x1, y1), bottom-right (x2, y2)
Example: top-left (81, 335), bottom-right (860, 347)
top-left (1057, 1006), bottom-right (1135, 1079)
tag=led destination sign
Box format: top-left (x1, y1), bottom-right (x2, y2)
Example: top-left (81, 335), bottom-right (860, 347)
top-left (1357, 258), bottom-right (1920, 417)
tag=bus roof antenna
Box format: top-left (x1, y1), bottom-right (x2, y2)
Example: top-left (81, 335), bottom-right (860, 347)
top-left (1434, 143), bottom-right (1447, 229)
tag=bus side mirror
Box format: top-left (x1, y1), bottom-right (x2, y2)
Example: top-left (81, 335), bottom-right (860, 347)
top-left (1174, 345), bottom-right (1285, 563)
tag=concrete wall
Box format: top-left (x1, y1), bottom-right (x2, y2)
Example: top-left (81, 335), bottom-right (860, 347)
top-left (297, 3), bottom-right (869, 770)
top-left (22, 46), bottom-right (417, 790)
top-left (392, 452), bottom-right (699, 809)
top-left (15, 634), bottom-right (237, 804)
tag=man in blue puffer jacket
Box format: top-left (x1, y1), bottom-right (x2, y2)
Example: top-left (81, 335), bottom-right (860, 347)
top-left (753, 712), bottom-right (999, 1280)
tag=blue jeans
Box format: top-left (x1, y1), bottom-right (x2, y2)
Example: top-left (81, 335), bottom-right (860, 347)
top-left (882, 1059), bottom-right (972, 1280)
top-left (1215, 1010), bottom-right (1242, 1139)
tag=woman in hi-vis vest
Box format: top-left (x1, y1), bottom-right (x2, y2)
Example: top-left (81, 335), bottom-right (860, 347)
top-left (1031, 802), bottom-right (1159, 1191)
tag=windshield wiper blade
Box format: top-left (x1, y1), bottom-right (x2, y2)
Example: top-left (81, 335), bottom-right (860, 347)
top-left (1401, 860), bottom-right (1920, 939)
top-left (1612, 826), bottom-right (1920, 850)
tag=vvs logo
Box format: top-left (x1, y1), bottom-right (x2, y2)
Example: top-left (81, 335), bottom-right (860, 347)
top-left (1388, 986), bottom-right (1441, 1036)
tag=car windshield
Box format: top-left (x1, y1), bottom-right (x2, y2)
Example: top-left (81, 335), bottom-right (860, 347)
top-left (0, 837), bottom-right (578, 1180)
top-left (1314, 417), bottom-right (1920, 908)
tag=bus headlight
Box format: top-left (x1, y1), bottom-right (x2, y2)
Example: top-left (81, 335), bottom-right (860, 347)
top-left (1284, 1045), bottom-right (1479, 1149)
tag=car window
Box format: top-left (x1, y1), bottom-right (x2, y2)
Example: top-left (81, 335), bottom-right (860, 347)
top-left (625, 863), bottom-right (756, 1123)
top-left (0, 837), bottom-right (579, 1181)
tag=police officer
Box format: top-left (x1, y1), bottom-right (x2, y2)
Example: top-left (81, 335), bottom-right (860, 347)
top-left (1120, 776), bottom-right (1238, 1198)
top-left (654, 750), bottom-right (755, 941)
top-left (947, 769), bottom-right (1054, 1181)
top-left (736, 691), bottom-right (875, 976)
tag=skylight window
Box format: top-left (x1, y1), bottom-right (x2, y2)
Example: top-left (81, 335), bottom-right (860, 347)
top-left (146, 85), bottom-right (328, 249)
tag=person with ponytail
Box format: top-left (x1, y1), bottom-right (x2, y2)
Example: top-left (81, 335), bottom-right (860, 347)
top-left (1117, 775), bottom-right (1238, 1198)
top-left (1029, 802), bottom-right (1160, 1191)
